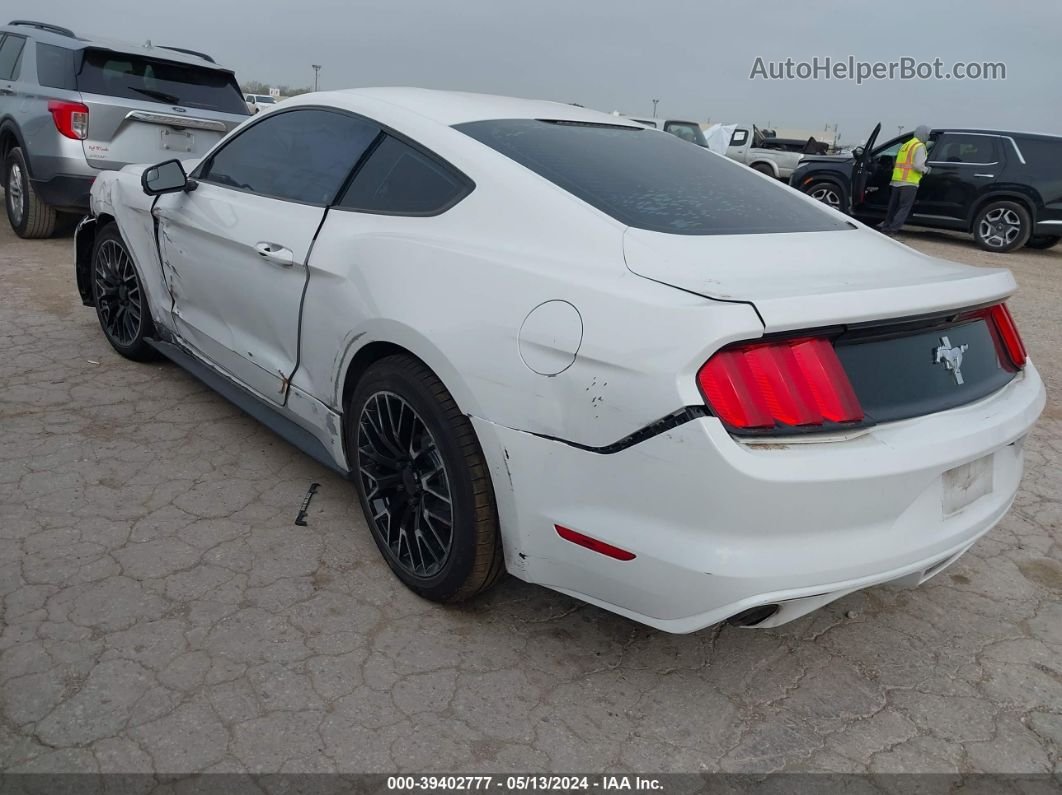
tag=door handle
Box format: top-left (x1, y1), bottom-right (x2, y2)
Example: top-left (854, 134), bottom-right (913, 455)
top-left (974, 173), bottom-right (995, 179)
top-left (0, 86), bottom-right (14, 96)
top-left (254, 242), bottom-right (295, 267)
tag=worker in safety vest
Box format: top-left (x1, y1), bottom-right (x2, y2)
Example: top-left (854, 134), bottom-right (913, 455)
top-left (879, 125), bottom-right (931, 235)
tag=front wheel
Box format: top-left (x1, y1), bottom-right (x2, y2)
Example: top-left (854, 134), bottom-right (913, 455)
top-left (973, 201), bottom-right (1031, 253)
top-left (91, 224), bottom-right (160, 361)
top-left (348, 355), bottom-right (504, 603)
top-left (803, 180), bottom-right (845, 212)
top-left (1026, 235), bottom-right (1060, 251)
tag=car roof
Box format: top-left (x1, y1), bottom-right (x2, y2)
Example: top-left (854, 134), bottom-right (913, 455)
top-left (0, 21), bottom-right (232, 72)
top-left (313, 87), bottom-right (647, 128)
top-left (942, 128), bottom-right (1062, 143)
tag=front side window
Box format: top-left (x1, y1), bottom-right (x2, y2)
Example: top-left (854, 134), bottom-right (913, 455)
top-left (931, 134), bottom-right (999, 164)
top-left (339, 135), bottom-right (471, 216)
top-left (458, 119), bottom-right (850, 236)
top-left (77, 49), bottom-right (248, 114)
top-left (0, 34), bottom-right (26, 81)
top-left (200, 109), bottom-right (380, 204)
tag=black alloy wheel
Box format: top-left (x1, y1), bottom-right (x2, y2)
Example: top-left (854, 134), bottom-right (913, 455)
top-left (91, 224), bottom-right (159, 361)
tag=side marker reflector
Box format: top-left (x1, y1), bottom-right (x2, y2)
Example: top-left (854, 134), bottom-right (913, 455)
top-left (555, 525), bottom-right (636, 561)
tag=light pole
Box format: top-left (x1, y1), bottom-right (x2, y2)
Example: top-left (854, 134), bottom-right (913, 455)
top-left (651, 98), bottom-right (660, 119)
top-left (312, 64), bottom-right (321, 92)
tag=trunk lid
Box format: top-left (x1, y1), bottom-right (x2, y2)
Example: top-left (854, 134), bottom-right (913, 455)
top-left (623, 227), bottom-right (1016, 331)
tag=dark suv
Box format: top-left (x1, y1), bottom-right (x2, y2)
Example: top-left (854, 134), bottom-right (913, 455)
top-left (0, 20), bottom-right (249, 238)
top-left (790, 123), bottom-right (1062, 253)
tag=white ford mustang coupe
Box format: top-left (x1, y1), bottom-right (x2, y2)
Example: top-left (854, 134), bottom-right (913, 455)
top-left (75, 88), bottom-right (1045, 633)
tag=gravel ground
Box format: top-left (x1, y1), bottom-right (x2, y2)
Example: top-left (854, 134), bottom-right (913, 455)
top-left (1, 216), bottom-right (1060, 775)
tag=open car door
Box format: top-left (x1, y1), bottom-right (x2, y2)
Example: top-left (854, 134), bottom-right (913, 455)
top-left (850, 122), bottom-right (882, 210)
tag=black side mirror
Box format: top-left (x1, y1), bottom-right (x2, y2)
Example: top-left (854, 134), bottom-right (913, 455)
top-left (142, 159), bottom-right (192, 196)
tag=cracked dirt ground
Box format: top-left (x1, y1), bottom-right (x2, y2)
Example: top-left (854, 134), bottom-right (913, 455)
top-left (1, 216), bottom-right (1060, 776)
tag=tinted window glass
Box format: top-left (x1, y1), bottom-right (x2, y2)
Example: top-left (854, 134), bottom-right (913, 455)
top-left (0, 35), bottom-right (26, 81)
top-left (664, 122), bottom-right (707, 147)
top-left (730, 129), bottom-right (749, 147)
top-left (1015, 137), bottom-right (1062, 170)
top-left (36, 43), bottom-right (76, 89)
top-left (458, 119), bottom-right (850, 235)
top-left (202, 109), bottom-right (379, 204)
top-left (932, 134), bottom-right (999, 164)
top-left (77, 49), bottom-right (248, 114)
top-left (339, 135), bottom-right (470, 215)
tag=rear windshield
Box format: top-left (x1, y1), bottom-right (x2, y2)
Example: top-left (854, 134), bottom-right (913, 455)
top-left (77, 49), bottom-right (249, 115)
top-left (456, 119), bottom-right (850, 235)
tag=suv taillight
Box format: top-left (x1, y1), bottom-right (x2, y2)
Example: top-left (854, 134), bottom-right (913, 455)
top-left (47, 100), bottom-right (89, 140)
top-left (697, 337), bottom-right (863, 430)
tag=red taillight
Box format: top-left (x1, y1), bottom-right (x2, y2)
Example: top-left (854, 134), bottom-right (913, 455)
top-left (555, 526), bottom-right (636, 561)
top-left (697, 337), bottom-right (863, 430)
top-left (47, 100), bottom-right (89, 140)
top-left (988, 303), bottom-right (1027, 369)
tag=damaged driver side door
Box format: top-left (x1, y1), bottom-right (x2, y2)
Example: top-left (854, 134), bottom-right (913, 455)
top-left (154, 108), bottom-right (380, 404)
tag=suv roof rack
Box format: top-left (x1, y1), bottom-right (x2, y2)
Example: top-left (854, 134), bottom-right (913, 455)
top-left (8, 20), bottom-right (77, 38)
top-left (157, 45), bottom-right (216, 63)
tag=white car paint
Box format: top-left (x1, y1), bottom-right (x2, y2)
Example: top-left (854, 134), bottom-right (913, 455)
top-left (85, 88), bottom-right (1045, 633)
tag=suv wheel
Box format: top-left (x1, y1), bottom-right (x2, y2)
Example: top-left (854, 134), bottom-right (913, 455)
top-left (1026, 235), bottom-right (1060, 251)
top-left (973, 200), bottom-right (1031, 253)
top-left (347, 355), bottom-right (504, 603)
top-left (4, 147), bottom-right (58, 239)
top-left (804, 180), bottom-right (845, 211)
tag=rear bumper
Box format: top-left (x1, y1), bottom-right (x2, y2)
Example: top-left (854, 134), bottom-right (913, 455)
top-left (31, 174), bottom-right (96, 212)
top-left (476, 363), bottom-right (1045, 633)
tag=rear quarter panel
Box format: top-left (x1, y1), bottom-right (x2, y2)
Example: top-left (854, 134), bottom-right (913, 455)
top-left (295, 163), bottom-right (763, 450)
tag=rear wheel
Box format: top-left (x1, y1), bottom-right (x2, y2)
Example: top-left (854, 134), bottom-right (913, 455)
top-left (91, 224), bottom-right (159, 362)
top-left (347, 355), bottom-right (503, 603)
top-left (804, 180), bottom-right (845, 211)
top-left (750, 163), bottom-right (775, 178)
top-left (4, 147), bottom-right (57, 239)
top-left (973, 200), bottom-right (1031, 253)
top-left (1026, 235), bottom-right (1060, 250)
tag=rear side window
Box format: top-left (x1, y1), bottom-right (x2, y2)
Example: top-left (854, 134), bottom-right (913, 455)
top-left (338, 135), bottom-right (472, 216)
top-left (76, 49), bottom-right (249, 114)
top-left (200, 108), bottom-right (380, 205)
top-left (458, 119), bottom-right (850, 235)
top-left (36, 43), bottom-right (76, 89)
top-left (931, 134), bottom-right (1000, 164)
top-left (0, 34), bottom-right (26, 81)
top-left (664, 122), bottom-right (707, 147)
top-left (729, 129), bottom-right (749, 147)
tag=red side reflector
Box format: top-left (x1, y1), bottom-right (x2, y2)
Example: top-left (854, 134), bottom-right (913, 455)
top-left (988, 303), bottom-right (1027, 369)
top-left (555, 526), bottom-right (636, 561)
top-left (47, 100), bottom-right (89, 140)
top-left (698, 337), bottom-right (863, 430)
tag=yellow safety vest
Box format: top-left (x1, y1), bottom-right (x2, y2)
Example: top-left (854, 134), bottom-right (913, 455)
top-left (891, 137), bottom-right (926, 186)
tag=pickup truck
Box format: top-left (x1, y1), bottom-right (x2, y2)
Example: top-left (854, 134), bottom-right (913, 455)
top-left (726, 125), bottom-right (827, 180)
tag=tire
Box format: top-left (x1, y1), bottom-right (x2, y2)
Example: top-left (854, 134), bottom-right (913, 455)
top-left (803, 180), bottom-right (845, 211)
top-left (1026, 235), bottom-right (1060, 250)
top-left (973, 200), bottom-right (1031, 253)
top-left (90, 224), bottom-right (160, 362)
top-left (4, 147), bottom-right (57, 239)
top-left (750, 163), bottom-right (775, 177)
top-left (347, 355), bottom-right (504, 603)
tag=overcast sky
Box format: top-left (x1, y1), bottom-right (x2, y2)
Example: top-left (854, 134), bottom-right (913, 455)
top-left (14, 0), bottom-right (1062, 143)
